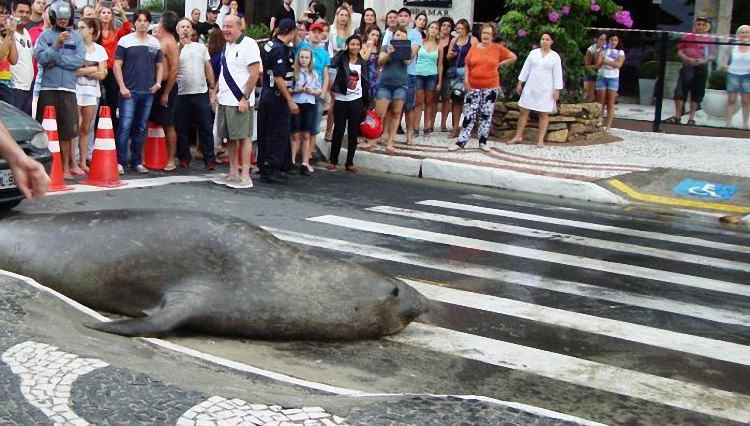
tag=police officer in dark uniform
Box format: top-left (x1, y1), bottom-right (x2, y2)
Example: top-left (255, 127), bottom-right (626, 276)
top-left (257, 18), bottom-right (298, 183)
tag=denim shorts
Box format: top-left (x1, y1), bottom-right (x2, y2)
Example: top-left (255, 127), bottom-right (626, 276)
top-left (415, 74), bottom-right (439, 91)
top-left (596, 76), bottom-right (619, 91)
top-left (377, 84), bottom-right (408, 101)
top-left (291, 102), bottom-right (317, 134)
top-left (727, 72), bottom-right (750, 94)
top-left (405, 75), bottom-right (417, 111)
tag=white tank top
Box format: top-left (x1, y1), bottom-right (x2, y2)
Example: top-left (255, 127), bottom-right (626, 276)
top-left (728, 46), bottom-right (750, 75)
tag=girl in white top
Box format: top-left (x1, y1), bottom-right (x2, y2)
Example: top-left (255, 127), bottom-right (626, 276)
top-left (596, 34), bottom-right (625, 132)
top-left (508, 33), bottom-right (563, 148)
top-left (75, 17), bottom-right (108, 173)
top-left (727, 24), bottom-right (750, 129)
top-left (291, 48), bottom-right (322, 174)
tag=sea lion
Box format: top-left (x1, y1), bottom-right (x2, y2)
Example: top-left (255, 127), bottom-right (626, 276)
top-left (0, 209), bottom-right (428, 340)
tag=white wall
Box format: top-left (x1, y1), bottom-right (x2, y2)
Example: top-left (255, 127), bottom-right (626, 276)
top-left (363, 0), bottom-right (472, 24)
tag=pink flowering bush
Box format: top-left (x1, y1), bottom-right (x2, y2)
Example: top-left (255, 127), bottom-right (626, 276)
top-left (500, 0), bottom-right (631, 102)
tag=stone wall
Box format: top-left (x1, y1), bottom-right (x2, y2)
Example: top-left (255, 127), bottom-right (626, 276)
top-left (493, 102), bottom-right (604, 143)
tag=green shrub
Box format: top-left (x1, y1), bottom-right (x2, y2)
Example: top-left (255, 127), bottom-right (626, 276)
top-left (708, 68), bottom-right (727, 90)
top-left (640, 61), bottom-right (659, 79)
top-left (499, 0), bottom-right (632, 103)
top-left (140, 0), bottom-right (164, 12)
top-left (244, 23), bottom-right (270, 41)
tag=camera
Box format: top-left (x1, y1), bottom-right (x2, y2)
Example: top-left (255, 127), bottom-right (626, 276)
top-left (308, 12), bottom-right (319, 21)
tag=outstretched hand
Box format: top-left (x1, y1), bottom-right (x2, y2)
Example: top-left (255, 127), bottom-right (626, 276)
top-left (9, 156), bottom-right (49, 200)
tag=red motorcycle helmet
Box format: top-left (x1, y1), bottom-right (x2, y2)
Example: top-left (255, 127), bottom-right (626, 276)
top-left (359, 110), bottom-right (383, 140)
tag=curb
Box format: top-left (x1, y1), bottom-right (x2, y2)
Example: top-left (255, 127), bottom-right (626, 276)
top-left (743, 215), bottom-right (750, 226)
top-left (316, 138), bottom-right (630, 206)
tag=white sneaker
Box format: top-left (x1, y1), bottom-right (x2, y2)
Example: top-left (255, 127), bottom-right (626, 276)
top-left (211, 174), bottom-right (230, 185)
top-left (480, 143), bottom-right (491, 152)
top-left (117, 164), bottom-right (125, 175)
top-left (226, 177), bottom-right (253, 189)
top-left (134, 164), bottom-right (148, 173)
top-left (447, 144), bottom-right (462, 151)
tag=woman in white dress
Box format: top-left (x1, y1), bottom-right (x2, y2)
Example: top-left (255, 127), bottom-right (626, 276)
top-left (507, 33), bottom-right (563, 148)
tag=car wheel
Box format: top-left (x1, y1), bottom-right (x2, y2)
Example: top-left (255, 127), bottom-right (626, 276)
top-left (0, 199), bottom-right (23, 210)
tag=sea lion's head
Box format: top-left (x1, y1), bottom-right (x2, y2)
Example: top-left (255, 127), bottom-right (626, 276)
top-left (303, 261), bottom-right (429, 340)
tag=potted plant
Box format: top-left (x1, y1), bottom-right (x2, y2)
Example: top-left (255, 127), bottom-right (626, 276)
top-left (702, 68), bottom-right (727, 117)
top-left (638, 60), bottom-right (659, 105)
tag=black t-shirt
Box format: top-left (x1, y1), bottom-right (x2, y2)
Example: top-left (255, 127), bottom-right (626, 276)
top-left (196, 22), bottom-right (219, 36)
top-left (272, 4), bottom-right (295, 26)
top-left (262, 38), bottom-right (293, 93)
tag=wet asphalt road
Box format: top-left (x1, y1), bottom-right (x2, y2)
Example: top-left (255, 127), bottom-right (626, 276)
top-left (3, 165), bottom-right (750, 425)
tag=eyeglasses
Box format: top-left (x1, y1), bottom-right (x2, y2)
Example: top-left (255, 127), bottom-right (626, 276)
top-left (77, 25), bottom-right (88, 30)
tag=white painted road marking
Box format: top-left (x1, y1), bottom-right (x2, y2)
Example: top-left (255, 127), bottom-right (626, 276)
top-left (46, 174), bottom-right (222, 195)
top-left (368, 206), bottom-right (750, 272)
top-left (307, 215), bottom-right (750, 297)
top-left (419, 199), bottom-right (750, 254)
top-left (386, 323), bottom-right (750, 423)
top-left (402, 278), bottom-right (750, 366)
top-left (268, 228), bottom-right (750, 326)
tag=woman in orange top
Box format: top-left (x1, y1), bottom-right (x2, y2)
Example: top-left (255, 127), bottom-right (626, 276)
top-left (449, 23), bottom-right (516, 151)
top-left (97, 0), bottom-right (131, 134)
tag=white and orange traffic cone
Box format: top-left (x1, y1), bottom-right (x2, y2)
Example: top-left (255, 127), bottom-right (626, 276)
top-left (83, 106), bottom-right (126, 188)
top-left (143, 122), bottom-right (167, 170)
top-left (42, 106), bottom-right (74, 192)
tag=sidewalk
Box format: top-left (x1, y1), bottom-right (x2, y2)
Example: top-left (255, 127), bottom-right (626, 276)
top-left (316, 116), bottom-right (750, 221)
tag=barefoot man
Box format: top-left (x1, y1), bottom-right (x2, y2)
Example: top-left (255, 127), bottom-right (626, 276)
top-left (149, 10), bottom-right (180, 170)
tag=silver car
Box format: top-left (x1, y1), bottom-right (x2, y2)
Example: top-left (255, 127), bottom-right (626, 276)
top-left (0, 101), bottom-right (53, 210)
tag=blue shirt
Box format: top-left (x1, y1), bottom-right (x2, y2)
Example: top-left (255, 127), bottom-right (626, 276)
top-left (114, 33), bottom-right (163, 92)
top-left (262, 38), bottom-right (294, 94)
top-left (298, 40), bottom-right (330, 85)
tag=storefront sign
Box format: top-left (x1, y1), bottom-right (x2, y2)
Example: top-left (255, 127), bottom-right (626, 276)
top-left (403, 0), bottom-right (452, 7)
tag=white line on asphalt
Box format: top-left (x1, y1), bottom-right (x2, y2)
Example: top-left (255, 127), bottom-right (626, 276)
top-left (267, 229), bottom-right (750, 326)
top-left (0, 268), bottom-right (605, 425)
top-left (422, 199), bottom-right (750, 253)
top-left (368, 206), bottom-right (750, 273)
top-left (46, 175), bottom-right (221, 195)
top-left (306, 215), bottom-right (750, 297)
top-left (386, 323), bottom-right (750, 423)
top-left (402, 278), bottom-right (750, 366)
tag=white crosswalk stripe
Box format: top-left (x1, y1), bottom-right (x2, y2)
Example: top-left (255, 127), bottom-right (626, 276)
top-left (367, 205), bottom-right (750, 272)
top-left (267, 196), bottom-right (750, 423)
top-left (307, 215), bottom-right (750, 297)
top-left (417, 199), bottom-right (750, 254)
top-left (387, 323), bottom-right (750, 423)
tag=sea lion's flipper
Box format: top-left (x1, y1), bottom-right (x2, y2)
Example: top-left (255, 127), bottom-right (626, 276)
top-left (85, 290), bottom-right (201, 337)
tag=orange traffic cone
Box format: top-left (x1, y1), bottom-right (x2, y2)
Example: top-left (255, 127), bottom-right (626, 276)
top-left (83, 106), bottom-right (126, 187)
top-left (42, 106), bottom-right (74, 192)
top-left (144, 122), bottom-right (167, 170)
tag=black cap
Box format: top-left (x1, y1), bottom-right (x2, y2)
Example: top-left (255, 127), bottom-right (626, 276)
top-left (278, 18), bottom-right (296, 30)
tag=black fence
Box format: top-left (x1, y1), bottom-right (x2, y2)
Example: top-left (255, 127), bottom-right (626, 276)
top-left (587, 27), bottom-right (749, 133)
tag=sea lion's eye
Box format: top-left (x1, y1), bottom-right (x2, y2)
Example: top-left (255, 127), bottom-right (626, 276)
top-left (391, 287), bottom-right (400, 297)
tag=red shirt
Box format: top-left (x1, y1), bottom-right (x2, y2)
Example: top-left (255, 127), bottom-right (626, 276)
top-left (100, 21), bottom-right (132, 69)
top-left (677, 33), bottom-right (715, 61)
top-left (465, 43), bottom-right (513, 89)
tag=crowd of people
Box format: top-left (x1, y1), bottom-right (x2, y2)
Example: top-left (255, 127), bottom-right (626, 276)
top-left (1, 0), bottom-right (747, 191)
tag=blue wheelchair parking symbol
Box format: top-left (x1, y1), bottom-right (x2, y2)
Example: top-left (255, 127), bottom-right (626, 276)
top-left (673, 179), bottom-right (737, 201)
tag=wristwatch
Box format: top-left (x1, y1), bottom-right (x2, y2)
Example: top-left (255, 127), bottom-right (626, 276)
top-left (243, 93), bottom-right (251, 100)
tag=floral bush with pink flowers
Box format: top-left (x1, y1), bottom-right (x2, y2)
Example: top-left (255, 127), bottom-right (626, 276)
top-left (499, 0), bottom-right (632, 102)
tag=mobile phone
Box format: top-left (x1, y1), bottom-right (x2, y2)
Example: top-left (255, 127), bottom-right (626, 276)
top-left (308, 12), bottom-right (319, 21)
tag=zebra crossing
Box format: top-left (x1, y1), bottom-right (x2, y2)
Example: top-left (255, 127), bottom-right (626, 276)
top-left (267, 194), bottom-right (750, 424)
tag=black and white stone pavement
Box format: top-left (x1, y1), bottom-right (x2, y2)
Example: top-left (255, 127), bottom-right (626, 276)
top-left (1, 165), bottom-right (749, 425)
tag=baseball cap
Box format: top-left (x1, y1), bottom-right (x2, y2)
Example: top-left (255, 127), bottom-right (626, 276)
top-left (310, 22), bottom-right (326, 32)
top-left (278, 18), bottom-right (296, 30)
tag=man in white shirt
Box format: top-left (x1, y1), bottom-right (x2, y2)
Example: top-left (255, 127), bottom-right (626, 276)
top-left (212, 15), bottom-right (259, 189)
top-left (11, 0), bottom-right (34, 115)
top-left (214, 0), bottom-right (230, 30)
top-left (175, 19), bottom-right (217, 170)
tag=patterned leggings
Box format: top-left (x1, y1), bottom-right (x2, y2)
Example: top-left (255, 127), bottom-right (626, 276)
top-left (457, 87), bottom-right (499, 147)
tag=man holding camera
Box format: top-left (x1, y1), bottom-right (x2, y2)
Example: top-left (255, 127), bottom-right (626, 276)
top-left (33, 0), bottom-right (84, 179)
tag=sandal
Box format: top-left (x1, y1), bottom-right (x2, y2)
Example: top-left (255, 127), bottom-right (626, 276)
top-left (687, 119), bottom-right (696, 126)
top-left (385, 146), bottom-right (395, 155)
top-left (663, 116), bottom-right (681, 124)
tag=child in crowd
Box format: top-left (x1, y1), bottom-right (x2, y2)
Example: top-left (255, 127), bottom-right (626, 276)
top-left (291, 47), bottom-right (322, 175)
